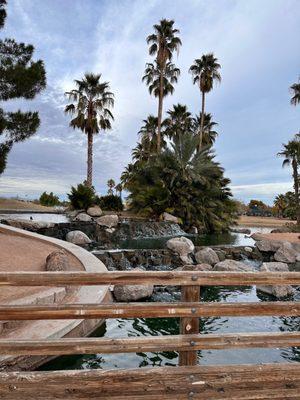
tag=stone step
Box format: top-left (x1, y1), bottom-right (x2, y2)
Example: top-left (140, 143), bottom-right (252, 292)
top-left (0, 287), bottom-right (66, 333)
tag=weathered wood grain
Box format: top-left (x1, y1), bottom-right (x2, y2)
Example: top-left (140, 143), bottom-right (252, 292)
top-left (0, 363), bottom-right (299, 399)
top-left (179, 285), bottom-right (200, 366)
top-left (0, 301), bottom-right (299, 320)
top-left (0, 331), bottom-right (299, 356)
top-left (0, 270), bottom-right (300, 286)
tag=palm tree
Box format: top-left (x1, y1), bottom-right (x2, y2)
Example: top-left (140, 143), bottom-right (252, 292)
top-left (189, 54), bottom-right (221, 151)
top-left (278, 138), bottom-right (300, 224)
top-left (145, 19), bottom-right (181, 152)
top-left (139, 115), bottom-right (160, 154)
top-left (107, 178), bottom-right (115, 195)
top-left (164, 104), bottom-right (193, 141)
top-left (291, 80), bottom-right (300, 105)
top-left (193, 112), bottom-right (218, 147)
top-left (65, 73), bottom-right (114, 187)
top-left (115, 183), bottom-right (123, 199)
top-left (274, 194), bottom-right (287, 218)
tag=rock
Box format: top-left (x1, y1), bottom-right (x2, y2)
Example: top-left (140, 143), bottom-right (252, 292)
top-left (215, 249), bottom-right (226, 262)
top-left (45, 250), bottom-right (69, 271)
top-left (66, 230), bottom-right (92, 245)
top-left (179, 255), bottom-right (194, 265)
top-left (3, 219), bottom-right (55, 231)
top-left (113, 268), bottom-right (153, 301)
top-left (255, 240), bottom-right (282, 252)
top-left (214, 259), bottom-right (254, 272)
top-left (87, 206), bottom-right (102, 217)
top-left (251, 233), bottom-right (263, 241)
top-left (97, 214), bottom-right (119, 228)
top-left (231, 227), bottom-right (251, 235)
top-left (166, 236), bottom-right (195, 256)
top-left (257, 262), bottom-right (294, 298)
top-left (67, 210), bottom-right (82, 219)
top-left (161, 212), bottom-right (179, 223)
top-left (244, 247), bottom-right (253, 253)
top-left (182, 264), bottom-right (213, 271)
top-left (74, 212), bottom-right (92, 222)
top-left (195, 247), bottom-right (219, 265)
top-left (274, 242), bottom-right (298, 263)
top-left (105, 227), bottom-right (116, 234)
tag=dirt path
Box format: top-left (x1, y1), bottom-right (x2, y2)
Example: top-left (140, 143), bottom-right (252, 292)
top-left (0, 198), bottom-right (55, 211)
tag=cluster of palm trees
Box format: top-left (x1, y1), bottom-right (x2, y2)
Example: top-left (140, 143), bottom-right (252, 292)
top-left (142, 19), bottom-right (221, 154)
top-left (278, 79), bottom-right (300, 224)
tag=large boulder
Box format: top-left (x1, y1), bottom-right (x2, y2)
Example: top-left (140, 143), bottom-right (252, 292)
top-left (213, 259), bottom-right (254, 272)
top-left (113, 268), bottom-right (153, 301)
top-left (274, 242), bottom-right (298, 263)
top-left (45, 250), bottom-right (69, 271)
top-left (166, 236), bottom-right (194, 257)
top-left (255, 240), bottom-right (282, 253)
top-left (257, 262), bottom-right (294, 298)
top-left (195, 247), bottom-right (219, 266)
top-left (96, 214), bottom-right (119, 228)
top-left (66, 230), bottom-right (91, 245)
top-left (74, 212), bottom-right (92, 222)
top-left (161, 212), bottom-right (179, 223)
top-left (87, 206), bottom-right (102, 217)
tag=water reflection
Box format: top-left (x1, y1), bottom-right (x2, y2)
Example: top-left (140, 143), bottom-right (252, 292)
top-left (41, 285), bottom-right (300, 371)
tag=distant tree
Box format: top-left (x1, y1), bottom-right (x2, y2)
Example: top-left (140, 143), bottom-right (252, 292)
top-left (65, 73), bottom-right (114, 187)
top-left (0, 0), bottom-right (46, 174)
top-left (189, 54), bottom-right (221, 151)
top-left (164, 104), bottom-right (193, 141)
top-left (115, 183), bottom-right (123, 199)
top-left (39, 192), bottom-right (60, 207)
top-left (248, 199), bottom-right (268, 210)
top-left (107, 178), bottom-right (116, 195)
top-left (273, 194), bottom-right (287, 218)
top-left (145, 19), bottom-right (181, 152)
top-left (278, 138), bottom-right (300, 224)
top-left (291, 80), bottom-right (300, 106)
top-left (97, 194), bottom-right (123, 211)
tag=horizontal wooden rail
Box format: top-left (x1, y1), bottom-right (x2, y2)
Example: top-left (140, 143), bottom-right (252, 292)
top-left (1, 331), bottom-right (300, 356)
top-left (0, 363), bottom-right (299, 399)
top-left (0, 301), bottom-right (299, 320)
top-left (1, 271), bottom-right (300, 286)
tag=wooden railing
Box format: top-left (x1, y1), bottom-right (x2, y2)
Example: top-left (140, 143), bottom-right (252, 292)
top-left (0, 270), bottom-right (300, 399)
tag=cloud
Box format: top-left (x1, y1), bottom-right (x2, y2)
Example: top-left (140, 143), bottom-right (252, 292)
top-left (1, 0), bottom-right (300, 204)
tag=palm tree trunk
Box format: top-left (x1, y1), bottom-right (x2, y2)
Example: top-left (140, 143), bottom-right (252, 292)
top-left (198, 90), bottom-right (205, 152)
top-left (292, 159), bottom-right (300, 224)
top-left (157, 73), bottom-right (164, 153)
top-left (87, 131), bottom-right (93, 187)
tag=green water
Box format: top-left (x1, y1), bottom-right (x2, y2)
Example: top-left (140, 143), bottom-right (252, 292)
top-left (41, 285), bottom-right (300, 371)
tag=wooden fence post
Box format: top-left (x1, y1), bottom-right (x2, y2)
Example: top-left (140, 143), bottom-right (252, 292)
top-left (178, 285), bottom-right (200, 366)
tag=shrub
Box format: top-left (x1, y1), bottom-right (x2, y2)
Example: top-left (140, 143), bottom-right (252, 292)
top-left (97, 194), bottom-right (123, 211)
top-left (67, 183), bottom-right (96, 210)
top-left (39, 191), bottom-right (60, 207)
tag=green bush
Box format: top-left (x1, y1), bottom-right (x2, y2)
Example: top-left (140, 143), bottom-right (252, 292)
top-left (68, 183), bottom-right (96, 210)
top-left (39, 191), bottom-right (60, 207)
top-left (97, 194), bottom-right (123, 211)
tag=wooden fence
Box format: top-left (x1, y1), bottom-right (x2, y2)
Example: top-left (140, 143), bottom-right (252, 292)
top-left (0, 270), bottom-right (300, 399)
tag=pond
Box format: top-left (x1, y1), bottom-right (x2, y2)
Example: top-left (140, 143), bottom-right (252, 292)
top-left (41, 277), bottom-right (300, 371)
top-left (0, 212), bottom-right (69, 223)
top-left (117, 226), bottom-right (272, 249)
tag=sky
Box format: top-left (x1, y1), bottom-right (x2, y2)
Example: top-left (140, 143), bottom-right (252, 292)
top-left (0, 0), bottom-right (299, 204)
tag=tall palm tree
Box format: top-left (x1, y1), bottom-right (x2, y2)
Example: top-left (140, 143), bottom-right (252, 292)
top-left (278, 138), bottom-right (300, 224)
top-left (115, 183), bottom-right (123, 199)
top-left (107, 178), bottom-right (115, 195)
top-left (193, 112), bottom-right (218, 147)
top-left (189, 53), bottom-right (221, 151)
top-left (291, 80), bottom-right (300, 105)
top-left (65, 73), bottom-right (114, 187)
top-left (145, 19), bottom-right (181, 152)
